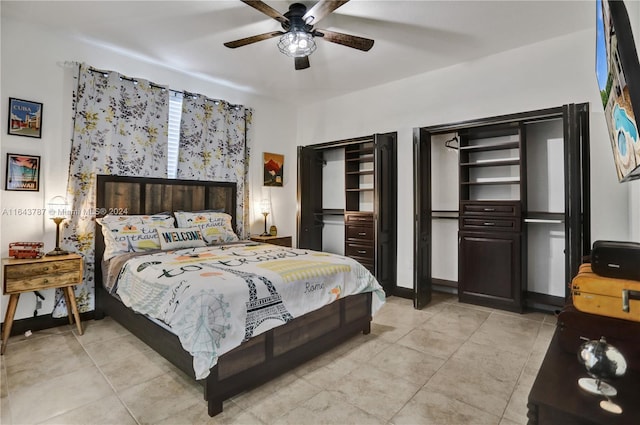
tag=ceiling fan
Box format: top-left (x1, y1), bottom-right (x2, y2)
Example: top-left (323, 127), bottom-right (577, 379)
top-left (224, 0), bottom-right (374, 70)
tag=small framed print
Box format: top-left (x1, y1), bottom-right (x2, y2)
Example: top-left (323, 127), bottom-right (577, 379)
top-left (263, 152), bottom-right (284, 187)
top-left (8, 98), bottom-right (43, 138)
top-left (5, 153), bottom-right (41, 191)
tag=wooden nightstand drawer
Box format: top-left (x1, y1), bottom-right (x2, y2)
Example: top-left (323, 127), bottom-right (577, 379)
top-left (6, 269), bottom-right (81, 293)
top-left (3, 255), bottom-right (83, 294)
top-left (250, 236), bottom-right (292, 247)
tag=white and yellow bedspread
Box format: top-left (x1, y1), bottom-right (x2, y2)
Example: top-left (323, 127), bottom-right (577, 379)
top-left (114, 242), bottom-right (385, 379)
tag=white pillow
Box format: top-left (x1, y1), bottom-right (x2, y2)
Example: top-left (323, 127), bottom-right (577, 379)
top-left (156, 227), bottom-right (206, 250)
top-left (173, 211), bottom-right (239, 245)
top-left (98, 215), bottom-right (175, 260)
top-left (96, 213), bottom-right (174, 226)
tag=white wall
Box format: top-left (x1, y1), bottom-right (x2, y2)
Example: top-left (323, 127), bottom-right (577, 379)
top-left (1, 17), bottom-right (298, 321)
top-left (628, 0), bottom-right (640, 241)
top-left (298, 28), bottom-right (631, 289)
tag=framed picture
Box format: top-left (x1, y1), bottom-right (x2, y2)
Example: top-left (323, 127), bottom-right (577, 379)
top-left (5, 153), bottom-right (41, 191)
top-left (8, 98), bottom-right (43, 138)
top-left (263, 152), bottom-right (284, 187)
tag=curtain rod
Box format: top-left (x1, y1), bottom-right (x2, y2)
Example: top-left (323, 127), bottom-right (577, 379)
top-left (87, 66), bottom-right (244, 110)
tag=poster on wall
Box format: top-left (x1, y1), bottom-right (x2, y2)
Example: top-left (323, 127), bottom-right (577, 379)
top-left (263, 152), bottom-right (284, 187)
top-left (5, 153), bottom-right (41, 191)
top-left (7, 98), bottom-right (43, 138)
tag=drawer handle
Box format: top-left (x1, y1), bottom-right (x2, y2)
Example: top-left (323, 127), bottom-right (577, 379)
top-left (43, 267), bottom-right (49, 272)
top-left (483, 208), bottom-right (495, 212)
top-left (358, 232), bottom-right (367, 236)
top-left (483, 222), bottom-right (496, 226)
top-left (357, 250), bottom-right (367, 254)
top-left (622, 289), bottom-right (640, 312)
top-left (43, 279), bottom-right (49, 284)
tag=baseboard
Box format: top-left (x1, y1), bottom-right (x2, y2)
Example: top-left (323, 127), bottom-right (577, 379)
top-left (526, 291), bottom-right (566, 313)
top-left (391, 286), bottom-right (413, 299)
top-left (3, 311), bottom-right (95, 337)
top-left (432, 278), bottom-right (457, 288)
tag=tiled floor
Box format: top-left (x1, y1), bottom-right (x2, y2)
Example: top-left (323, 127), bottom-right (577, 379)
top-left (0, 293), bottom-right (557, 424)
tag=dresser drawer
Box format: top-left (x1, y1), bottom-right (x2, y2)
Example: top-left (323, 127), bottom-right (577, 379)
top-left (461, 201), bottom-right (521, 217)
top-left (4, 257), bottom-right (83, 293)
top-left (346, 225), bottom-right (374, 242)
top-left (460, 217), bottom-right (521, 232)
top-left (344, 212), bottom-right (373, 225)
top-left (346, 242), bottom-right (374, 260)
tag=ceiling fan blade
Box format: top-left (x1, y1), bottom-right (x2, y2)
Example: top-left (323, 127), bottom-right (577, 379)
top-left (224, 31), bottom-right (284, 48)
top-left (314, 29), bottom-right (374, 51)
top-left (240, 0), bottom-right (288, 24)
top-left (303, 1), bottom-right (350, 25)
top-left (295, 56), bottom-right (310, 70)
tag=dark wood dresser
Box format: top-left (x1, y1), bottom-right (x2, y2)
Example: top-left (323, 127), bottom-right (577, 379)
top-left (344, 212), bottom-right (374, 274)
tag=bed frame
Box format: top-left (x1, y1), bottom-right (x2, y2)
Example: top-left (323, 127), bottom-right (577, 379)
top-left (93, 175), bottom-right (373, 416)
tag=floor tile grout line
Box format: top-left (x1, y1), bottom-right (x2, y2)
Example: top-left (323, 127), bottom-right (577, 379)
top-left (498, 319), bottom-right (546, 424)
top-left (387, 301), bottom-right (497, 424)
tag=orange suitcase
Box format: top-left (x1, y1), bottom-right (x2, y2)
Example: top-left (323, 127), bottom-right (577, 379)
top-left (571, 263), bottom-right (640, 322)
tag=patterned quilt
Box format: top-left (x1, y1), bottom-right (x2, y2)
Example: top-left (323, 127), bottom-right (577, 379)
top-left (113, 242), bottom-right (385, 379)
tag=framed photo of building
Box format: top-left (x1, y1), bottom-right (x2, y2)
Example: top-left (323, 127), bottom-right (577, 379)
top-left (8, 98), bottom-right (43, 138)
top-left (263, 152), bottom-right (284, 187)
top-left (5, 153), bottom-right (41, 191)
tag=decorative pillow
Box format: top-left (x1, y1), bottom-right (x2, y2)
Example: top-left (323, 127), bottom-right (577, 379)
top-left (174, 211), bottom-right (239, 245)
top-left (96, 215), bottom-right (143, 225)
top-left (156, 227), bottom-right (206, 250)
top-left (96, 213), bottom-right (174, 226)
top-left (139, 213), bottom-right (175, 226)
top-left (99, 219), bottom-right (172, 260)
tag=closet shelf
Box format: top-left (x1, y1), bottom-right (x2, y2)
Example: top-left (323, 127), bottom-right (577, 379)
top-left (460, 159), bottom-right (520, 167)
top-left (346, 188), bottom-right (374, 192)
top-left (346, 170), bottom-right (374, 176)
top-left (459, 141), bottom-right (520, 152)
top-left (346, 155), bottom-right (374, 163)
top-left (461, 179), bottom-right (520, 185)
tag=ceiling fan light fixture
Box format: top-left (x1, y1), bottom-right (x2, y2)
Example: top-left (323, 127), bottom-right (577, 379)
top-left (277, 31), bottom-right (316, 58)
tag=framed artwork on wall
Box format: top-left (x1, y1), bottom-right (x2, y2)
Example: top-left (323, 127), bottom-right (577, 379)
top-left (263, 152), bottom-right (284, 187)
top-left (5, 153), bottom-right (41, 191)
top-left (7, 98), bottom-right (43, 138)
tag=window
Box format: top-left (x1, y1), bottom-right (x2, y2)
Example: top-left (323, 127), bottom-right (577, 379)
top-left (167, 91), bottom-right (183, 178)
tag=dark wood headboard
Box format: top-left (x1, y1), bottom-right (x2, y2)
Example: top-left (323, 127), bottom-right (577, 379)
top-left (96, 175), bottom-right (236, 220)
top-left (94, 174), bottom-right (237, 293)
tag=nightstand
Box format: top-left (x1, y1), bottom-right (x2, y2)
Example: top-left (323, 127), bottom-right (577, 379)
top-left (2, 253), bottom-right (84, 354)
top-left (250, 235), bottom-right (292, 247)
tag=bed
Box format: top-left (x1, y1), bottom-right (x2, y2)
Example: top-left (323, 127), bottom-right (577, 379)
top-left (93, 174), bottom-right (383, 416)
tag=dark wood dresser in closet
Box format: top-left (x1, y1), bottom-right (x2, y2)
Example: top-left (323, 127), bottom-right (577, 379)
top-left (345, 212), bottom-right (375, 273)
top-left (298, 133), bottom-right (397, 295)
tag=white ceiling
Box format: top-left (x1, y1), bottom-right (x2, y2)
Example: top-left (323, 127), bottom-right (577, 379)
top-left (3, 0), bottom-right (595, 105)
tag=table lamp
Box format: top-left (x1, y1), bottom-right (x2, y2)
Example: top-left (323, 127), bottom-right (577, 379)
top-left (260, 199), bottom-right (271, 236)
top-left (46, 196), bottom-right (70, 256)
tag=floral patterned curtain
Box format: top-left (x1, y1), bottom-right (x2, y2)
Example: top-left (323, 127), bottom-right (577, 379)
top-left (54, 63), bottom-right (169, 317)
top-left (177, 94), bottom-right (252, 238)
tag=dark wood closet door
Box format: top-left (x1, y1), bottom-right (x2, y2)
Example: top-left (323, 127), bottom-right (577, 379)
top-left (297, 146), bottom-right (323, 250)
top-left (563, 103), bottom-right (591, 296)
top-left (413, 128), bottom-right (432, 308)
top-left (374, 132), bottom-right (398, 296)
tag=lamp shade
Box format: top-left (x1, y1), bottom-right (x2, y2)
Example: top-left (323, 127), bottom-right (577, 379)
top-left (260, 199), bottom-right (271, 215)
top-left (277, 31), bottom-right (316, 58)
top-left (47, 196), bottom-right (70, 219)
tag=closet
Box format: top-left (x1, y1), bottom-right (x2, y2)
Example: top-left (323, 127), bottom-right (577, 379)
top-left (413, 104), bottom-right (590, 311)
top-left (297, 133), bottom-right (397, 295)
